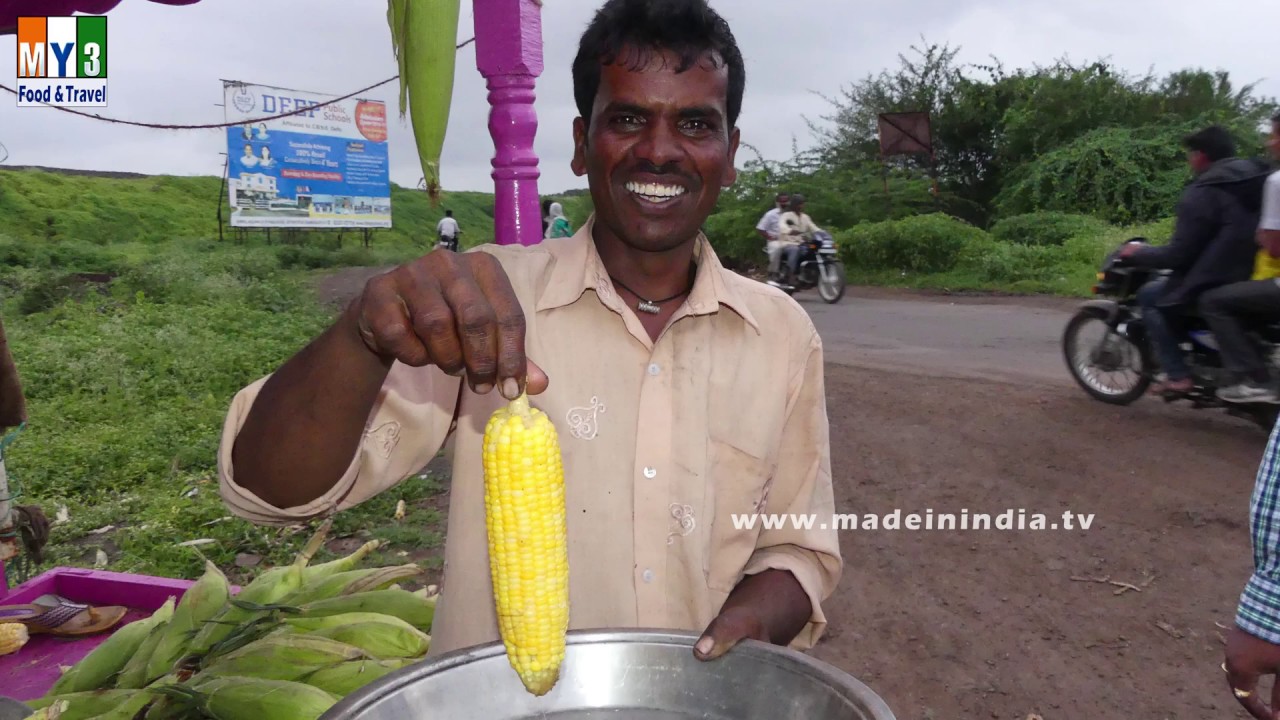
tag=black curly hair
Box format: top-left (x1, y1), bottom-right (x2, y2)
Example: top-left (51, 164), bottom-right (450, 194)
top-left (571, 0), bottom-right (745, 131)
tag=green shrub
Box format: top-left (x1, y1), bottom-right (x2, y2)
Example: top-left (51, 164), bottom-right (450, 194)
top-left (990, 212), bottom-right (1112, 247)
top-left (836, 213), bottom-right (990, 273)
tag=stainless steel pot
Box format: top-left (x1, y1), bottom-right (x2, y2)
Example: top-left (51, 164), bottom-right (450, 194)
top-left (321, 629), bottom-right (896, 720)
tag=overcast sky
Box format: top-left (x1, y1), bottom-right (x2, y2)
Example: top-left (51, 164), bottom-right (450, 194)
top-left (1, 0), bottom-right (1278, 195)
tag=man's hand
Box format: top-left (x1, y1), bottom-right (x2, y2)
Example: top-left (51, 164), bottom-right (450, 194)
top-left (1118, 242), bottom-right (1146, 259)
top-left (694, 605), bottom-right (768, 660)
top-left (1224, 625), bottom-right (1280, 719)
top-left (693, 568), bottom-right (812, 661)
top-left (350, 248), bottom-right (548, 399)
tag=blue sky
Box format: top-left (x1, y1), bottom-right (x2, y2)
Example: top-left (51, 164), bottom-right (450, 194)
top-left (1, 0), bottom-right (1277, 194)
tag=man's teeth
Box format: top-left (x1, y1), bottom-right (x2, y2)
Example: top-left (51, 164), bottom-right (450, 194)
top-left (626, 182), bottom-right (686, 201)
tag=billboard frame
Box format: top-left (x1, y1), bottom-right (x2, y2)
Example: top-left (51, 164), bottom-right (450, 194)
top-left (218, 78), bottom-right (393, 235)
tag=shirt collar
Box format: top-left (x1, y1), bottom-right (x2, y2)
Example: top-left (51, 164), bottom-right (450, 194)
top-left (534, 213), bottom-right (760, 333)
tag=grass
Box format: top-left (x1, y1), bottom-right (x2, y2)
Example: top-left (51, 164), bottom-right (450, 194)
top-left (0, 235), bottom-right (450, 588)
top-left (834, 213), bottom-right (1176, 298)
top-left (0, 167), bottom-right (1176, 590)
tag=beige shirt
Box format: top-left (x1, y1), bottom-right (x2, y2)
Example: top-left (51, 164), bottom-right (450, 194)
top-left (778, 211), bottom-right (820, 245)
top-left (217, 215), bottom-right (843, 657)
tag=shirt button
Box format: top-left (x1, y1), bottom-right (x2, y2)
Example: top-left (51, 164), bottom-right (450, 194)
top-left (648, 363), bottom-right (661, 376)
top-left (642, 569), bottom-right (654, 583)
top-left (643, 467), bottom-right (656, 478)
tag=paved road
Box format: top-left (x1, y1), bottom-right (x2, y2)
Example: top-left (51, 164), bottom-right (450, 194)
top-left (318, 267), bottom-right (1086, 388)
top-left (797, 287), bottom-right (1084, 387)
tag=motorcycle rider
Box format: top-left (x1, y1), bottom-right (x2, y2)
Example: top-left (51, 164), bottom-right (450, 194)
top-left (758, 191), bottom-right (789, 282)
top-left (1198, 113), bottom-right (1280, 404)
top-left (1118, 125), bottom-right (1270, 395)
top-left (774, 194), bottom-right (822, 286)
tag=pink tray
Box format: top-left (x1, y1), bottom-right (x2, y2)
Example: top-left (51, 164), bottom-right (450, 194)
top-left (0, 567), bottom-right (202, 702)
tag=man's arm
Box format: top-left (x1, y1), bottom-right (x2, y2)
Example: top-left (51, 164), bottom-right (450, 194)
top-left (223, 250), bottom-right (543, 516)
top-left (1259, 229), bottom-right (1280, 259)
top-left (1234, 421), bottom-right (1280, 644)
top-left (756, 211), bottom-right (774, 243)
top-left (228, 301), bottom-right (401, 510)
top-left (1257, 175), bottom-right (1280, 258)
top-left (695, 328), bottom-right (842, 659)
top-left (1225, 419), bottom-right (1280, 717)
top-left (1127, 189), bottom-right (1216, 270)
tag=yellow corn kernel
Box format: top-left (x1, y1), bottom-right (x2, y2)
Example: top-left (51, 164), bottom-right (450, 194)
top-left (0, 621), bottom-right (28, 656)
top-left (482, 392), bottom-right (569, 696)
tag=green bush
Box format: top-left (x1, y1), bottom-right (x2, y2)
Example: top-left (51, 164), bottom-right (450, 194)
top-left (836, 213), bottom-right (990, 273)
top-left (990, 212), bottom-right (1112, 247)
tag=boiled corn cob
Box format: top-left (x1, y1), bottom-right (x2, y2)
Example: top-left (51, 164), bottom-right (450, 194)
top-left (281, 564), bottom-right (423, 607)
top-left (283, 617), bottom-right (430, 659)
top-left (482, 392), bottom-right (570, 696)
top-left (185, 520), bottom-right (331, 659)
top-left (0, 621), bottom-right (27, 655)
top-left (299, 657), bottom-right (415, 696)
top-left (295, 587), bottom-right (435, 630)
top-left (114, 598), bottom-right (176, 689)
top-left (156, 675), bottom-right (339, 720)
top-left (25, 700), bottom-right (69, 720)
top-left (387, 0), bottom-right (461, 204)
top-left (25, 689), bottom-right (139, 720)
top-left (300, 540), bottom-right (380, 582)
top-left (78, 688), bottom-right (156, 720)
top-left (195, 633), bottom-right (370, 681)
top-left (45, 600), bottom-right (171, 695)
top-left (146, 559), bottom-right (231, 679)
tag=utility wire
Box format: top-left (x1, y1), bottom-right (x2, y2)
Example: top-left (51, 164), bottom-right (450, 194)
top-left (0, 37), bottom-right (475, 130)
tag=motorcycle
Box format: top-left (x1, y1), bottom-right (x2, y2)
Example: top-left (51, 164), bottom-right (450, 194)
top-left (1061, 238), bottom-right (1280, 431)
top-left (765, 230), bottom-right (847, 303)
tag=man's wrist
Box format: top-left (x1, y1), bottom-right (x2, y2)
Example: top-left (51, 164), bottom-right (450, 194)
top-left (1236, 572), bottom-right (1280, 645)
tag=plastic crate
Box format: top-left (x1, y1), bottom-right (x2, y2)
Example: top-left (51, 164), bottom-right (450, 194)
top-left (0, 566), bottom-right (199, 702)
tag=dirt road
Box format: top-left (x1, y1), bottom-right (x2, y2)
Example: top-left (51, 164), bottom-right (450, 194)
top-left (316, 270), bottom-right (1272, 719)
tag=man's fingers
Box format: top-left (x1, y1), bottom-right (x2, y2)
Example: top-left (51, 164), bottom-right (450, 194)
top-left (358, 277), bottom-right (429, 366)
top-left (437, 269), bottom-right (501, 393)
top-left (1226, 665), bottom-right (1271, 720)
top-left (469, 252), bottom-right (532, 398)
top-left (398, 265), bottom-right (465, 376)
top-left (523, 359), bottom-right (549, 396)
top-left (693, 612), bottom-right (750, 662)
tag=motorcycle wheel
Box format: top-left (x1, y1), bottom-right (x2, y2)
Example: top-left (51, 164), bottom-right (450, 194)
top-left (1062, 305), bottom-right (1151, 405)
top-left (817, 261), bottom-right (846, 303)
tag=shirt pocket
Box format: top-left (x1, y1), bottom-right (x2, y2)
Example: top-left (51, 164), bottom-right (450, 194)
top-left (702, 433), bottom-right (776, 593)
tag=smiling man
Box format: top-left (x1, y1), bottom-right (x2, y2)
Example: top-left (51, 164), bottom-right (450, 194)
top-left (216, 0), bottom-right (842, 662)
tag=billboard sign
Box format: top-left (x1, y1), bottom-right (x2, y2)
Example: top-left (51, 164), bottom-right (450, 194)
top-left (222, 80), bottom-right (391, 228)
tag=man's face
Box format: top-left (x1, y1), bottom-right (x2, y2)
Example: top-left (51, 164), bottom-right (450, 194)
top-left (571, 47), bottom-right (740, 253)
top-left (1187, 150), bottom-right (1210, 174)
top-left (1268, 122), bottom-right (1280, 162)
top-left (776, 194), bottom-right (788, 209)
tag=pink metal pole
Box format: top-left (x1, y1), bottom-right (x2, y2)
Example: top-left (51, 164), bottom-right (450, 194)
top-left (473, 0), bottom-right (544, 246)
